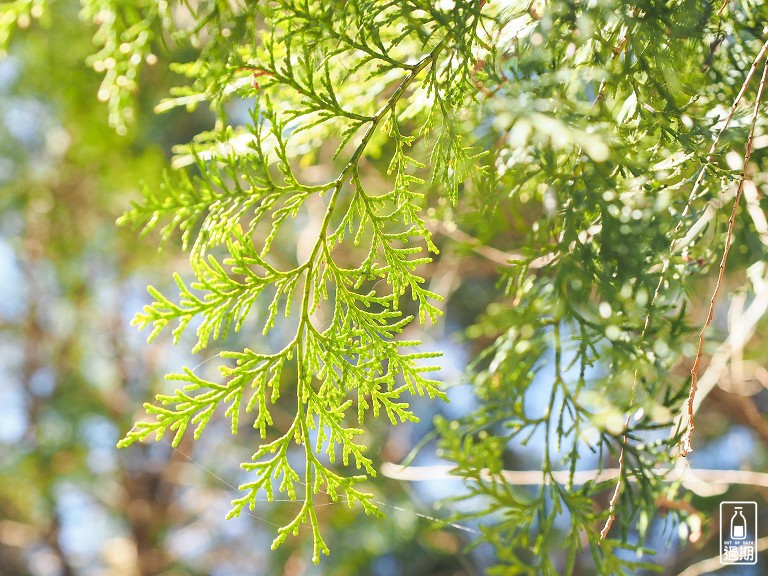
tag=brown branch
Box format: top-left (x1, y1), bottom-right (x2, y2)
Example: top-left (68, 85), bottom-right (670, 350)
top-left (670, 266), bottom-right (768, 428)
top-left (598, 434), bottom-right (629, 540)
top-left (599, 38), bottom-right (768, 542)
top-left (682, 57), bottom-right (768, 456)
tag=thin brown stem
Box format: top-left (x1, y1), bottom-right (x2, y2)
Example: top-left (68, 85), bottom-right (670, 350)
top-left (599, 38), bottom-right (768, 541)
top-left (681, 57), bottom-right (768, 455)
top-left (680, 39), bottom-right (768, 224)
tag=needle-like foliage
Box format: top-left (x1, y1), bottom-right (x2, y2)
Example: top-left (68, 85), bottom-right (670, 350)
top-left (8, 0), bottom-right (768, 572)
top-left (107, 0), bottom-right (487, 564)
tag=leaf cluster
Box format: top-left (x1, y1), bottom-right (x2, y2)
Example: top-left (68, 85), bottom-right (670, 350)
top-left (111, 0), bottom-right (490, 562)
top-left (11, 0), bottom-right (767, 572)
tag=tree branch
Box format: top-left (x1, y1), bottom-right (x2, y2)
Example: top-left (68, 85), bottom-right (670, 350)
top-left (682, 56), bottom-right (768, 455)
top-left (599, 37), bottom-right (768, 543)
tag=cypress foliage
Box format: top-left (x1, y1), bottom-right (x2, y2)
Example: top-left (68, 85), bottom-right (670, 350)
top-left (5, 0), bottom-right (768, 572)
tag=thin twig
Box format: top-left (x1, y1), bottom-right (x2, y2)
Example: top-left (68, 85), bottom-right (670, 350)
top-left (598, 428), bottom-right (629, 540)
top-left (681, 57), bottom-right (768, 456)
top-left (599, 38), bottom-right (768, 541)
top-left (690, 270), bottom-right (768, 412)
top-left (669, 38), bottom-right (768, 256)
top-left (679, 39), bottom-right (768, 225)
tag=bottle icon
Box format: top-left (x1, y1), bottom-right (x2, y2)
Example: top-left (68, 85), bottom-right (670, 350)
top-left (731, 507), bottom-right (747, 540)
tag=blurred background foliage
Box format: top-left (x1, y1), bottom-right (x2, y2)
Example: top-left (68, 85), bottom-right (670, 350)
top-left (2, 1), bottom-right (768, 575)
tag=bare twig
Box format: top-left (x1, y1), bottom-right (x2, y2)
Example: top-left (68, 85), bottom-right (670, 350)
top-left (684, 266), bottom-right (768, 416)
top-left (676, 39), bottom-right (768, 229)
top-left (681, 57), bottom-right (768, 456)
top-left (669, 38), bottom-right (768, 257)
top-left (599, 39), bottom-right (768, 541)
top-left (598, 432), bottom-right (629, 539)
